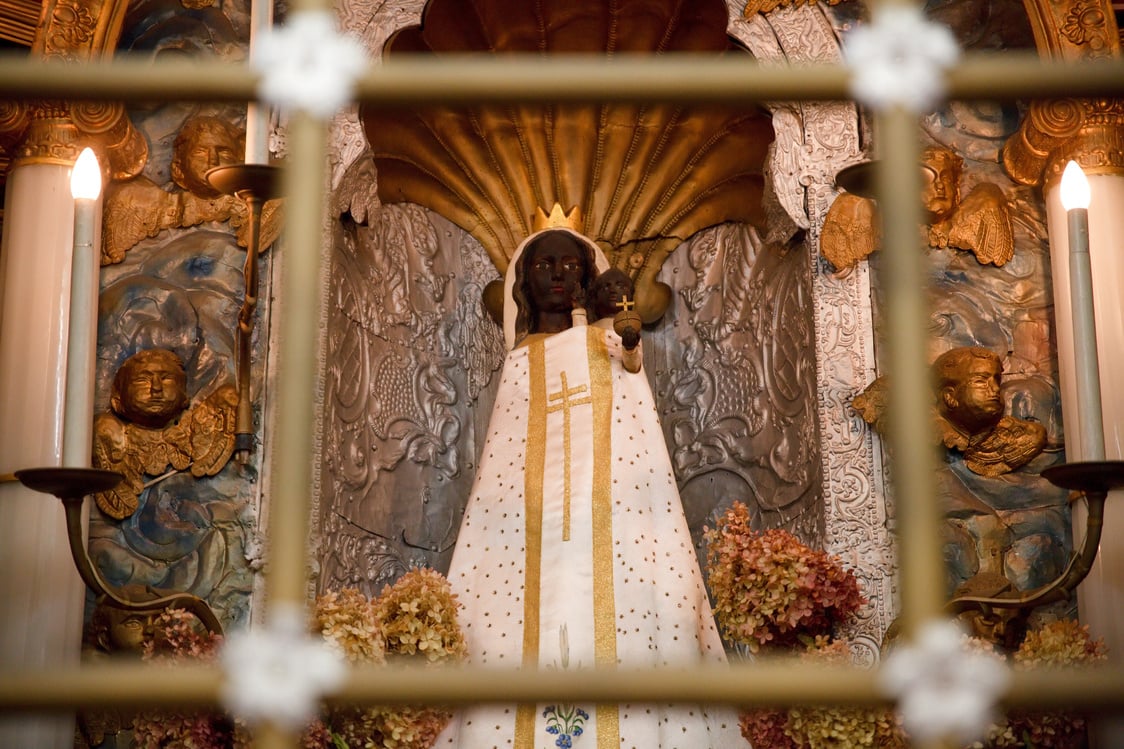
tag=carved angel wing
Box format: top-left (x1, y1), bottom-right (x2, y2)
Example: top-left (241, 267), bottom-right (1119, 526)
top-left (185, 384), bottom-right (238, 477)
top-left (234, 199), bottom-right (284, 253)
top-left (91, 413), bottom-right (145, 519)
top-left (102, 179), bottom-right (181, 265)
top-left (821, 193), bottom-right (880, 274)
top-left (948, 182), bottom-right (1014, 266)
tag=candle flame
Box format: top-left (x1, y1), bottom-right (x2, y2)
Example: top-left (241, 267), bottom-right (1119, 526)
top-left (1060, 160), bottom-right (1090, 211)
top-left (70, 148), bottom-right (102, 200)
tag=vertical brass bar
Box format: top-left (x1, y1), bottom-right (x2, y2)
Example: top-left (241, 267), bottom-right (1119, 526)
top-left (875, 106), bottom-right (946, 632)
top-left (265, 111), bottom-right (326, 608)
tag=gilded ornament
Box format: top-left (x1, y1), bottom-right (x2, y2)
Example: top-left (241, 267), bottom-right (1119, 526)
top-left (1004, 98), bottom-right (1124, 188)
top-left (854, 348), bottom-right (1046, 476)
top-left (922, 146), bottom-right (1013, 267)
top-left (92, 348), bottom-right (238, 520)
top-left (820, 192), bottom-right (880, 274)
top-left (826, 146), bottom-right (1014, 269)
top-left (1021, 0), bottom-right (1118, 61)
top-left (102, 115), bottom-right (283, 264)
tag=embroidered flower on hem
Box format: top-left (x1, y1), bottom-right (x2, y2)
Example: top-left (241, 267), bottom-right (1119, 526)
top-left (253, 11), bottom-right (368, 119)
top-left (879, 618), bottom-right (1009, 745)
top-left (843, 6), bottom-right (960, 113)
top-left (220, 603), bottom-right (347, 731)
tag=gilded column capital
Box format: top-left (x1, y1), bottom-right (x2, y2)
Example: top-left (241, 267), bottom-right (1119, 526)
top-left (1003, 98), bottom-right (1124, 189)
top-left (0, 100), bottom-right (147, 177)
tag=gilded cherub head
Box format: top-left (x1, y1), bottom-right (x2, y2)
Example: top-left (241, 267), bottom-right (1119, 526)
top-left (920, 145), bottom-right (964, 224)
top-left (171, 115), bottom-right (243, 199)
top-left (110, 348), bottom-right (190, 429)
top-left (932, 346), bottom-right (1004, 438)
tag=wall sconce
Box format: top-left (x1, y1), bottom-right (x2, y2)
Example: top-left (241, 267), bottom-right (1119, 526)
top-left (15, 466), bottom-right (223, 633)
top-left (15, 148), bottom-right (223, 635)
top-left (947, 461), bottom-right (1122, 637)
top-left (205, 162), bottom-right (282, 462)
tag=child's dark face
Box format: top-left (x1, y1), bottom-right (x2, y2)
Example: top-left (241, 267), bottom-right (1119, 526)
top-left (591, 270), bottom-right (633, 318)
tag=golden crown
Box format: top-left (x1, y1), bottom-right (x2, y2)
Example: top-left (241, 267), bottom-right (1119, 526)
top-left (532, 203), bottom-right (584, 233)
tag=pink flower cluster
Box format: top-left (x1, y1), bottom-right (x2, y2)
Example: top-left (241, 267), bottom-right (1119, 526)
top-left (703, 502), bottom-right (865, 651)
top-left (133, 609), bottom-right (251, 749)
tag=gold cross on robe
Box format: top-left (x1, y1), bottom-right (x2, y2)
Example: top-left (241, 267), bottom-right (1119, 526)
top-left (547, 371), bottom-right (591, 541)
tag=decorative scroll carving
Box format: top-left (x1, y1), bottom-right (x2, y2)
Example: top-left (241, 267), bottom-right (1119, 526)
top-left (733, 4), bottom-right (892, 662)
top-left (1021, 0), bottom-right (1119, 61)
top-left (33, 0), bottom-right (132, 60)
top-left (318, 202), bottom-right (503, 596)
top-left (0, 100), bottom-right (146, 178)
top-left (659, 223), bottom-right (822, 534)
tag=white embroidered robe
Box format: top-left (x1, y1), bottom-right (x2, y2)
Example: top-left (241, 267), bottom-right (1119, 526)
top-left (438, 324), bottom-right (743, 749)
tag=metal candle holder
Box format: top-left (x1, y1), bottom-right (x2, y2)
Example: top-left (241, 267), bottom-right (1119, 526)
top-left (946, 460), bottom-right (1123, 629)
top-left (205, 163), bottom-right (282, 460)
top-left (14, 466), bottom-right (223, 633)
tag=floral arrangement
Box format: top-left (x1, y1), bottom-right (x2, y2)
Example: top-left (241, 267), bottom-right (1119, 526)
top-left (309, 568), bottom-right (468, 749)
top-left (980, 619), bottom-right (1107, 749)
top-left (133, 567), bottom-right (466, 749)
top-left (703, 501), bottom-right (865, 652)
top-left (132, 609), bottom-right (250, 749)
top-left (705, 502), bottom-right (881, 747)
top-left (736, 637), bottom-right (903, 749)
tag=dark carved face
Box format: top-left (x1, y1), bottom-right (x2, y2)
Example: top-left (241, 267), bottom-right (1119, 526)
top-left (590, 269), bottom-right (633, 319)
top-left (524, 233), bottom-right (589, 317)
top-left (173, 119), bottom-right (241, 197)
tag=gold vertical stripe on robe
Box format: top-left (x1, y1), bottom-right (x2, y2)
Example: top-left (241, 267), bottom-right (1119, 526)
top-left (587, 328), bottom-right (619, 748)
top-left (515, 339), bottom-right (548, 747)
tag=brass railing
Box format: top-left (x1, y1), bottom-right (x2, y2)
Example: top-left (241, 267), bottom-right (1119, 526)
top-left (2, 0), bottom-right (1124, 746)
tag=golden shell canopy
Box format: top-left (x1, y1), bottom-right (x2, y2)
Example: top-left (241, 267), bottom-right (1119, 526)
top-left (360, 0), bottom-right (775, 322)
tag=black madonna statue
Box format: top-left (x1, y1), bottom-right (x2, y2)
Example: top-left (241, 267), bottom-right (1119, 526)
top-left (437, 227), bottom-right (741, 748)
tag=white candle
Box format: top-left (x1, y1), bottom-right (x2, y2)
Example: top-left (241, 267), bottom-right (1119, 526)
top-left (62, 147), bottom-right (101, 467)
top-left (1060, 159), bottom-right (1104, 461)
top-left (244, 0), bottom-right (274, 164)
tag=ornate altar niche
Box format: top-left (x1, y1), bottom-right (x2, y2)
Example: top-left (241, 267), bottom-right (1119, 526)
top-left (315, 0), bottom-right (1080, 662)
top-left (316, 0), bottom-right (836, 640)
top-left (19, 0), bottom-right (1078, 667)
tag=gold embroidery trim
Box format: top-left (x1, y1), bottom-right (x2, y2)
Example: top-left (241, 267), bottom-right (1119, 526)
top-left (515, 340), bottom-right (548, 748)
top-left (588, 328), bottom-right (619, 748)
top-left (547, 371), bottom-right (591, 542)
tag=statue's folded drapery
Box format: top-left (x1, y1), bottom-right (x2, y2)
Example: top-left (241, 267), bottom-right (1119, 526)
top-left (438, 321), bottom-right (742, 748)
